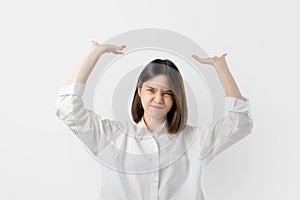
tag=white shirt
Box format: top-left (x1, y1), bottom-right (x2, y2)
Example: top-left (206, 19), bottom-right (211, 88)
top-left (55, 83), bottom-right (253, 200)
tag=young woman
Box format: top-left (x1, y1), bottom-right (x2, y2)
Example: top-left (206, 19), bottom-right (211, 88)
top-left (55, 40), bottom-right (253, 200)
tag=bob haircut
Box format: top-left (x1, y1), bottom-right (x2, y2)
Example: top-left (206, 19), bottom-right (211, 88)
top-left (131, 59), bottom-right (188, 134)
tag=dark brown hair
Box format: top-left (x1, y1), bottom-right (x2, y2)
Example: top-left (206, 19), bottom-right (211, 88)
top-left (131, 59), bottom-right (188, 133)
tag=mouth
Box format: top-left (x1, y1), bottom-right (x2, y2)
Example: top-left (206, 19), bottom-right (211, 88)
top-left (150, 105), bottom-right (163, 109)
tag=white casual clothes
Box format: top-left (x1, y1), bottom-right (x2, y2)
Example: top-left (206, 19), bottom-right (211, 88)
top-left (55, 83), bottom-right (253, 200)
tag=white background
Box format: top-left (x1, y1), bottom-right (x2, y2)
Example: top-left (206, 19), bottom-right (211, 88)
top-left (0, 0), bottom-right (298, 199)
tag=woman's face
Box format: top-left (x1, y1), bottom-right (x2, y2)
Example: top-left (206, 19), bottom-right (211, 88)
top-left (138, 74), bottom-right (174, 120)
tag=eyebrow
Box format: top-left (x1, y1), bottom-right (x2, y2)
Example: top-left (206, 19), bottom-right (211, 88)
top-left (145, 86), bottom-right (172, 93)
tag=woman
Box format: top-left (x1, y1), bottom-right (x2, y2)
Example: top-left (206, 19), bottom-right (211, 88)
top-left (55, 40), bottom-right (253, 200)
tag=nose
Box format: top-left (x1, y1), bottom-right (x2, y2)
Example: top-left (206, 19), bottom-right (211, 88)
top-left (154, 93), bottom-right (163, 103)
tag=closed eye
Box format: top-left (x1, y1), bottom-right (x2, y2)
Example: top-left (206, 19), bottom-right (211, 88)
top-left (145, 86), bottom-right (173, 95)
top-left (163, 92), bottom-right (172, 96)
top-left (147, 89), bottom-right (155, 93)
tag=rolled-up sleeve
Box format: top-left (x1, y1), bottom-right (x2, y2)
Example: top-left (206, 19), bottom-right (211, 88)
top-left (55, 83), bottom-right (116, 155)
top-left (198, 96), bottom-right (254, 166)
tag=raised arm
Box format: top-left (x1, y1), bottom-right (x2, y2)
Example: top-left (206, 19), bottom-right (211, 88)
top-left (192, 53), bottom-right (253, 165)
top-left (67, 40), bottom-right (126, 85)
top-left (56, 40), bottom-right (127, 155)
top-left (192, 53), bottom-right (246, 101)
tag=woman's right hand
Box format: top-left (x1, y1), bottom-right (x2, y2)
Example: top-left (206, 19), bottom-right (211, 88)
top-left (91, 40), bottom-right (126, 55)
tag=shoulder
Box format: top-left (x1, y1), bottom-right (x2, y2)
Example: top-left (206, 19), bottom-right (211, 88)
top-left (176, 124), bottom-right (202, 139)
top-left (98, 118), bottom-right (137, 133)
top-left (182, 124), bottom-right (206, 133)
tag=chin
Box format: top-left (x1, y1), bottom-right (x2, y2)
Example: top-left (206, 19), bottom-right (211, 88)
top-left (148, 109), bottom-right (167, 119)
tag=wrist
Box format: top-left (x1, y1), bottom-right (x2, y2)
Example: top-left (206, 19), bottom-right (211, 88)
top-left (88, 45), bottom-right (106, 58)
top-left (213, 61), bottom-right (228, 71)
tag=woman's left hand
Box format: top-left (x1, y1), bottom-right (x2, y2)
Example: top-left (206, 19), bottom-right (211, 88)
top-left (192, 53), bottom-right (228, 68)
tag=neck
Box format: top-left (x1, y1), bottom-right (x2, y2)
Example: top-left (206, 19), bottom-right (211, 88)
top-left (143, 114), bottom-right (166, 132)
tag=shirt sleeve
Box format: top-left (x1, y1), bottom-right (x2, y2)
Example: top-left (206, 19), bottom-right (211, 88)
top-left (197, 96), bottom-right (254, 166)
top-left (55, 83), bottom-right (119, 155)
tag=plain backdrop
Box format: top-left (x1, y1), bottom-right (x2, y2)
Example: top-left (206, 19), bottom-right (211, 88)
top-left (0, 0), bottom-right (298, 199)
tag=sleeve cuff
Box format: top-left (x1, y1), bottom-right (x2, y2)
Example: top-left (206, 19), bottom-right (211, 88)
top-left (225, 96), bottom-right (251, 113)
top-left (58, 83), bottom-right (86, 96)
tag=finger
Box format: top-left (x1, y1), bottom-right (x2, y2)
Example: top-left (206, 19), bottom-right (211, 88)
top-left (192, 54), bottom-right (202, 61)
top-left (192, 55), bottom-right (209, 64)
top-left (114, 51), bottom-right (124, 54)
top-left (221, 53), bottom-right (227, 57)
top-left (91, 40), bottom-right (99, 45)
top-left (118, 45), bottom-right (126, 50)
top-left (192, 54), bottom-right (198, 59)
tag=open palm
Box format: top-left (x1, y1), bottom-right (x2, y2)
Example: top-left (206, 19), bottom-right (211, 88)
top-left (91, 40), bottom-right (126, 55)
top-left (192, 53), bottom-right (227, 67)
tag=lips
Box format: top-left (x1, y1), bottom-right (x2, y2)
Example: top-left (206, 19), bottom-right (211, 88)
top-left (150, 105), bottom-right (163, 109)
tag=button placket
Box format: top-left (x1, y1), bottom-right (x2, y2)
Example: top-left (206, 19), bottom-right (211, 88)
top-left (150, 170), bottom-right (159, 200)
top-left (149, 136), bottom-right (159, 200)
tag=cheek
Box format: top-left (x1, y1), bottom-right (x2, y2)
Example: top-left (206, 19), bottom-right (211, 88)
top-left (165, 97), bottom-right (174, 108)
top-left (141, 94), bottom-right (152, 103)
top-left (140, 93), bottom-right (153, 106)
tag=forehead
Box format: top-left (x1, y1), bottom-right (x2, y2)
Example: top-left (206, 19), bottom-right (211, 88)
top-left (143, 74), bottom-right (170, 89)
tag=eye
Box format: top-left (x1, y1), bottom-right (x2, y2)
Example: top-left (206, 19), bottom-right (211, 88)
top-left (163, 92), bottom-right (172, 96)
top-left (147, 89), bottom-right (155, 93)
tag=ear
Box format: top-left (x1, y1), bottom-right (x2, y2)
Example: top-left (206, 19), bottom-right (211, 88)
top-left (138, 88), bottom-right (141, 97)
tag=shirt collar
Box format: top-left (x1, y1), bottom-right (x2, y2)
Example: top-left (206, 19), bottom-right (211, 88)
top-left (136, 117), bottom-right (177, 141)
